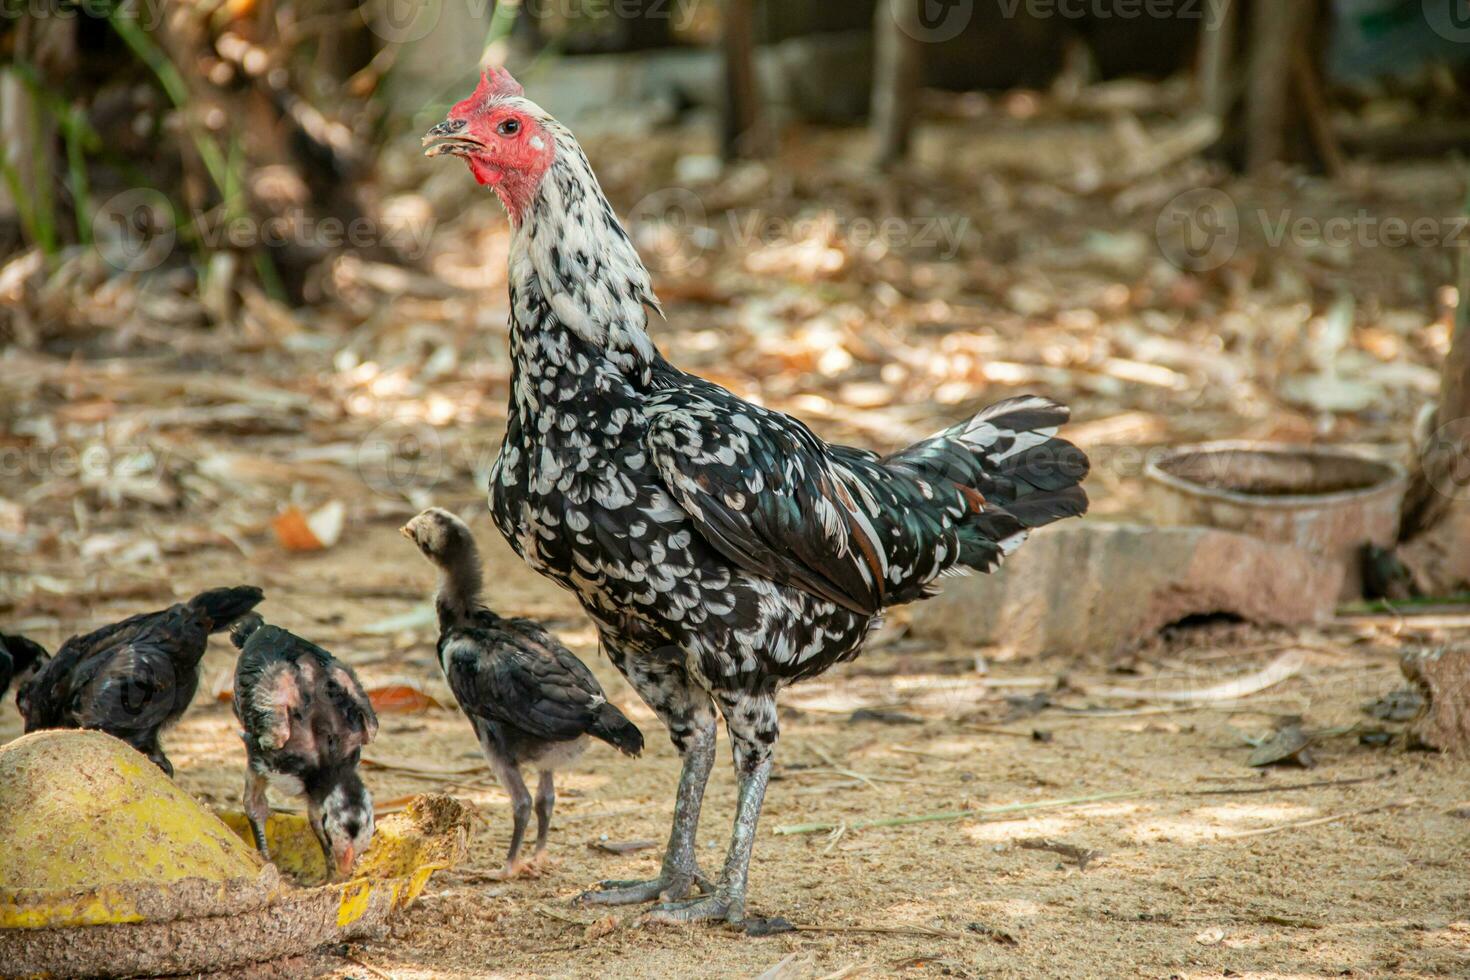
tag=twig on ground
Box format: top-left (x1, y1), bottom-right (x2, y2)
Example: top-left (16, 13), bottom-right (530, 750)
top-left (1017, 837), bottom-right (1103, 870)
top-left (337, 950), bottom-right (394, 980)
top-left (1081, 649), bottom-right (1305, 703)
top-left (1177, 769), bottom-right (1394, 797)
top-left (1216, 798), bottom-right (1416, 839)
top-left (773, 789), bottom-right (1147, 836)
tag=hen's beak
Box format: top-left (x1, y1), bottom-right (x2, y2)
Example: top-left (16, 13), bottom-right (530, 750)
top-left (398, 524), bottom-right (414, 540)
top-left (423, 118), bottom-right (481, 158)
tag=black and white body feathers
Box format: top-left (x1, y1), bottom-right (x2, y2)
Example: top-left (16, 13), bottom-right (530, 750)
top-left (428, 75), bottom-right (1089, 920)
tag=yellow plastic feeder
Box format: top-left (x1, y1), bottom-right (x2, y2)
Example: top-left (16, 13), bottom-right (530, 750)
top-left (0, 730), bottom-right (468, 978)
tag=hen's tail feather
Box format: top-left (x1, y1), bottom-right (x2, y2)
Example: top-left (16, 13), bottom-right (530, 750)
top-left (590, 702), bottom-right (644, 756)
top-left (886, 395), bottom-right (1089, 584)
top-left (190, 586), bottom-right (265, 632)
top-left (229, 613), bottom-right (267, 649)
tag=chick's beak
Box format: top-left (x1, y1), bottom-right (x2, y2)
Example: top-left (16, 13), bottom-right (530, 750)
top-left (398, 524), bottom-right (414, 540)
top-left (335, 844), bottom-right (357, 880)
top-left (423, 118), bottom-right (480, 158)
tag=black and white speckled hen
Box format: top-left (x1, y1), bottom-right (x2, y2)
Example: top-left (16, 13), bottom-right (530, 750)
top-left (1, 631), bottom-right (49, 707)
top-left (231, 614), bottom-right (378, 880)
top-left (402, 507), bottom-right (643, 878)
top-left (21, 586), bottom-right (263, 775)
top-left (424, 69), bottom-right (1090, 922)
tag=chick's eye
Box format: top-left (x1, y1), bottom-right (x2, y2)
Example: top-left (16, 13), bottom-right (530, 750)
top-left (497, 118), bottom-right (520, 137)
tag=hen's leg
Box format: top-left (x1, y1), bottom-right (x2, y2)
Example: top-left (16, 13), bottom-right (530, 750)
top-left (532, 769), bottom-right (555, 858)
top-left (582, 656), bottom-right (717, 906)
top-left (649, 692), bottom-right (776, 924)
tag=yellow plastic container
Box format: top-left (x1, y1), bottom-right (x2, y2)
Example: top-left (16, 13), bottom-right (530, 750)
top-left (0, 730), bottom-right (469, 977)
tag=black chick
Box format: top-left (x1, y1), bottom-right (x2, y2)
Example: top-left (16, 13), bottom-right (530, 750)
top-left (22, 586), bottom-right (263, 775)
top-left (402, 507), bottom-right (644, 878)
top-left (1, 631), bottom-right (50, 707)
top-left (231, 614), bottom-right (378, 881)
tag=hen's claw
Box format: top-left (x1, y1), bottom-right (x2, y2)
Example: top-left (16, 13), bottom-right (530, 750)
top-left (579, 869), bottom-right (710, 906)
top-left (645, 890), bottom-right (740, 924)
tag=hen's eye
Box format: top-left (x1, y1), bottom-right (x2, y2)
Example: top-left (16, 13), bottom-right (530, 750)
top-left (497, 119), bottom-right (520, 137)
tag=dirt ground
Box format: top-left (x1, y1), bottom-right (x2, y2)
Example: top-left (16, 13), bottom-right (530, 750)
top-left (5, 109), bottom-right (1470, 977)
top-left (3, 489), bottom-right (1468, 979)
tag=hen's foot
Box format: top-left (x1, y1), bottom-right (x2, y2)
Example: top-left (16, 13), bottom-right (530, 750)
top-left (579, 868), bottom-right (710, 906)
top-left (645, 890), bottom-right (742, 924)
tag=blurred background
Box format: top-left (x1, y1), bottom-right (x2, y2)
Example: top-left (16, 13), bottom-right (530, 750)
top-left (7, 5), bottom-right (1470, 975)
top-left (5, 0), bottom-right (1470, 624)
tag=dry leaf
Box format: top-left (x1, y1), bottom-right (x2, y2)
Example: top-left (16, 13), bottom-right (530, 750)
top-left (271, 500), bottom-right (345, 551)
top-left (367, 684), bottom-right (443, 714)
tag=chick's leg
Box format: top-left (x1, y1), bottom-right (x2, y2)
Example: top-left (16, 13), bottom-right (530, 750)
top-left (482, 740), bottom-right (534, 878)
top-left (649, 692), bottom-right (776, 924)
top-left (582, 655), bottom-right (717, 906)
top-left (243, 769), bottom-right (272, 860)
top-left (532, 770), bottom-right (555, 859)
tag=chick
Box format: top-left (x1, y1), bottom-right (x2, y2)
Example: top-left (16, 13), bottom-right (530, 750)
top-left (230, 614), bottom-right (378, 881)
top-left (402, 507), bottom-right (644, 878)
top-left (1, 631), bottom-right (49, 707)
top-left (22, 586), bottom-right (263, 775)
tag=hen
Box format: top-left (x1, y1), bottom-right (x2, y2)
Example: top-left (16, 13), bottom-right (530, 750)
top-left (425, 69), bottom-right (1089, 922)
top-left (231, 614), bottom-right (377, 880)
top-left (22, 586), bottom-right (264, 775)
top-left (402, 507), bottom-right (643, 877)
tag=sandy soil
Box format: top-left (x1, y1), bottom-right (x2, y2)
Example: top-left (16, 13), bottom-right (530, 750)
top-left (4, 494), bottom-right (1468, 980)
top-left (6, 116), bottom-right (1470, 980)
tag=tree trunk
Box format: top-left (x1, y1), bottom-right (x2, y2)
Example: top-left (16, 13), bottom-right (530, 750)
top-left (872, 0), bottom-right (922, 170)
top-left (1196, 0), bottom-right (1236, 121)
top-left (720, 0), bottom-right (765, 160)
top-left (1386, 223), bottom-right (1470, 595)
top-left (1245, 1), bottom-right (1311, 173)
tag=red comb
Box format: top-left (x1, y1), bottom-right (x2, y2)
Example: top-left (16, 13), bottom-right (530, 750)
top-left (451, 66), bottom-right (524, 118)
top-left (477, 65), bottom-right (523, 100)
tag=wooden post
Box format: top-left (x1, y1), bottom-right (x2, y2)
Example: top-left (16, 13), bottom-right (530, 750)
top-left (1196, 0), bottom-right (1236, 120)
top-left (872, 0), bottom-right (922, 170)
top-left (720, 0), bottom-right (765, 160)
top-left (1245, 1), bottom-right (1311, 173)
top-left (1400, 243), bottom-right (1470, 544)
